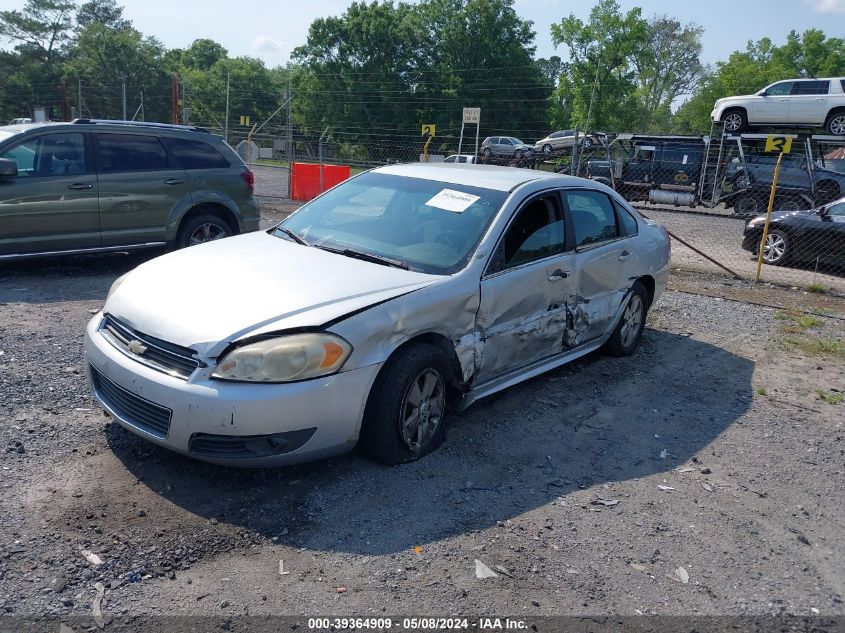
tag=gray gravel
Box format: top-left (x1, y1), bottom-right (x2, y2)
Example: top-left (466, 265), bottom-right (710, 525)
top-left (1, 257), bottom-right (844, 620)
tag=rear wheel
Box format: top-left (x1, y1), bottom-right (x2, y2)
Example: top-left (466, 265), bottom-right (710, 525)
top-left (542, 144), bottom-right (553, 154)
top-left (603, 282), bottom-right (648, 357)
top-left (482, 147), bottom-right (492, 157)
top-left (176, 213), bottom-right (234, 249)
top-left (359, 343), bottom-right (451, 465)
top-left (825, 111), bottom-right (845, 136)
top-left (722, 110), bottom-right (747, 134)
top-left (774, 196), bottom-right (802, 211)
top-left (734, 194), bottom-right (762, 218)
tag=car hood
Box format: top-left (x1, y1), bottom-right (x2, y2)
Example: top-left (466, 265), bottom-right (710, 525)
top-left (104, 231), bottom-right (442, 357)
top-left (749, 209), bottom-right (816, 225)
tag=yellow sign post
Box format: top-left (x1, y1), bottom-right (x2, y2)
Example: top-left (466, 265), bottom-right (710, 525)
top-left (754, 135), bottom-right (792, 282)
top-left (421, 124), bottom-right (436, 161)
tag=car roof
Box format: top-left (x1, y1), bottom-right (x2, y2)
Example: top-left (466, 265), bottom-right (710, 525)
top-left (373, 162), bottom-right (589, 192)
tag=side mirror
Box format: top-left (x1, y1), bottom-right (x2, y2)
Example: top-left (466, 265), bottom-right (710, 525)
top-left (0, 158), bottom-right (18, 178)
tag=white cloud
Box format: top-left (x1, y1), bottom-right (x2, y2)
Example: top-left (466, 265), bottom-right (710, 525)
top-left (805, 0), bottom-right (845, 13)
top-left (251, 36), bottom-right (289, 54)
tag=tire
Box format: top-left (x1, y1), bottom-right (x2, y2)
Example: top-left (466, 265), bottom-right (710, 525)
top-left (825, 111), bottom-right (845, 136)
top-left (542, 144), bottom-right (553, 154)
top-left (514, 150), bottom-right (524, 160)
top-left (482, 147), bottom-right (492, 157)
top-left (583, 137), bottom-right (594, 149)
top-left (762, 229), bottom-right (789, 265)
top-left (733, 194), bottom-right (762, 218)
top-left (176, 213), bottom-right (234, 249)
top-left (359, 343), bottom-right (451, 465)
top-left (603, 282), bottom-right (649, 357)
top-left (722, 109), bottom-right (747, 134)
top-left (774, 196), bottom-right (802, 212)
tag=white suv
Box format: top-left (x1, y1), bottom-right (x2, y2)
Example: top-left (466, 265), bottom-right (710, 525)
top-left (711, 78), bottom-right (845, 135)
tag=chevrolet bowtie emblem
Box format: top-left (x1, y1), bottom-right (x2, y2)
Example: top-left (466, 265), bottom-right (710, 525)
top-left (127, 339), bottom-right (148, 355)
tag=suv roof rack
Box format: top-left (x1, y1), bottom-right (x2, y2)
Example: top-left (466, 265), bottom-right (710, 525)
top-left (71, 119), bottom-right (212, 133)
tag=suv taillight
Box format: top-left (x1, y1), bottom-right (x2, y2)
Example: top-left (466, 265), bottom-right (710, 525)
top-left (241, 170), bottom-right (255, 192)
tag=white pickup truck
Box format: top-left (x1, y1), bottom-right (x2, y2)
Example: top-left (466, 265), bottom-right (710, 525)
top-left (711, 77), bottom-right (845, 136)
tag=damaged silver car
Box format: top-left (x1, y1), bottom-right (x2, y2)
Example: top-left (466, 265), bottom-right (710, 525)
top-left (84, 163), bottom-right (670, 466)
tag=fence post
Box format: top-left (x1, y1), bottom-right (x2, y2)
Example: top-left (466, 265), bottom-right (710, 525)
top-left (319, 126), bottom-right (329, 194)
top-left (754, 151), bottom-right (785, 283)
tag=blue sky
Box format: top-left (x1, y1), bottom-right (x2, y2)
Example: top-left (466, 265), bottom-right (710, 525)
top-left (112, 0), bottom-right (845, 68)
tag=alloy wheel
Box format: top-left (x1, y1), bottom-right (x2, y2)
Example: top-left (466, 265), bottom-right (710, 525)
top-left (724, 113), bottom-right (743, 133)
top-left (619, 294), bottom-right (644, 348)
top-left (828, 114), bottom-right (845, 136)
top-left (399, 368), bottom-right (445, 453)
top-left (763, 233), bottom-right (786, 263)
top-left (188, 222), bottom-right (228, 246)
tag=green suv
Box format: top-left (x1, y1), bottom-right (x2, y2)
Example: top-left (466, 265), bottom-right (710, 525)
top-left (0, 119), bottom-right (260, 259)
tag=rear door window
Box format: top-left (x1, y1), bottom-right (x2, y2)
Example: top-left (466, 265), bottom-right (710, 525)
top-left (96, 134), bottom-right (169, 172)
top-left (166, 138), bottom-right (230, 169)
top-left (564, 190), bottom-right (620, 247)
top-left (792, 80), bottom-right (829, 95)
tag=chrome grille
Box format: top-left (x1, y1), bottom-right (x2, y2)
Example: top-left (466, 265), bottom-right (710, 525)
top-left (90, 366), bottom-right (172, 438)
top-left (99, 314), bottom-right (202, 379)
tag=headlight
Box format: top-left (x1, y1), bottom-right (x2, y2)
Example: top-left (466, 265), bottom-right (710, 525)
top-left (107, 273), bottom-right (128, 301)
top-left (212, 333), bottom-right (352, 382)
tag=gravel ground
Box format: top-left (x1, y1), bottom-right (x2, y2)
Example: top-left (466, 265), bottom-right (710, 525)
top-left (1, 253), bottom-right (844, 625)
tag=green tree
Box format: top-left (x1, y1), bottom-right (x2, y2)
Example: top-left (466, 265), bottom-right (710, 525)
top-left (76, 0), bottom-right (130, 31)
top-left (633, 16), bottom-right (704, 131)
top-left (550, 0), bottom-right (649, 132)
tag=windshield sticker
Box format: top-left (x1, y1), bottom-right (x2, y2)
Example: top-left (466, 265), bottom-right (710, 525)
top-left (425, 189), bottom-right (481, 213)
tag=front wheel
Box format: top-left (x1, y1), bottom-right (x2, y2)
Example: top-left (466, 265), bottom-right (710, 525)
top-left (722, 110), bottom-right (747, 134)
top-left (603, 282), bottom-right (648, 357)
top-left (176, 213), bottom-right (234, 249)
top-left (359, 343), bottom-right (451, 465)
top-left (762, 229), bottom-right (790, 265)
top-left (542, 144), bottom-right (552, 154)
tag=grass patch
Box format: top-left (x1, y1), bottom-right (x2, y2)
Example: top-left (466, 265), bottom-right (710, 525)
top-left (775, 309), bottom-right (822, 332)
top-left (783, 335), bottom-right (844, 358)
top-left (756, 386), bottom-right (768, 396)
top-left (807, 283), bottom-right (827, 294)
top-left (817, 391), bottom-right (844, 405)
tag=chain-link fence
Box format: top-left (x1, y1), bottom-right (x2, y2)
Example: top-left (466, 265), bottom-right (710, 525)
top-left (240, 127), bottom-right (845, 295)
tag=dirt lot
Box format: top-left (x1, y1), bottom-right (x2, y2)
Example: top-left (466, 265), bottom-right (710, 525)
top-left (1, 251), bottom-right (844, 626)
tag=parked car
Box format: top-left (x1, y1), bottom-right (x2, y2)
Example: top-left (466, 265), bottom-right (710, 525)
top-left (443, 154), bottom-right (479, 164)
top-left (742, 195), bottom-right (845, 266)
top-left (725, 152), bottom-right (845, 217)
top-left (85, 163), bottom-right (670, 466)
top-left (534, 130), bottom-right (596, 154)
top-left (0, 119), bottom-right (259, 259)
top-left (480, 136), bottom-right (534, 159)
top-left (711, 77), bottom-right (845, 135)
top-left (8, 117), bottom-right (33, 125)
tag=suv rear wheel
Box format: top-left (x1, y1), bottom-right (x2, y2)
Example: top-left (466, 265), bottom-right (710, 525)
top-left (826, 111), bottom-right (845, 136)
top-left (177, 213), bottom-right (234, 249)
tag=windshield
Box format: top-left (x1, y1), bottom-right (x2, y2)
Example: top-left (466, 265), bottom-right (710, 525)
top-left (276, 172), bottom-right (507, 275)
top-left (509, 137), bottom-right (525, 145)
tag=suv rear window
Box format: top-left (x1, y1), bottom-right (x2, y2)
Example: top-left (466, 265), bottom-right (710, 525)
top-left (167, 138), bottom-right (230, 169)
top-left (97, 134), bottom-right (169, 172)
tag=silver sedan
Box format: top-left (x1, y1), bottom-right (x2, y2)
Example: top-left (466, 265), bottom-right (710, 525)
top-left (84, 164), bottom-right (670, 466)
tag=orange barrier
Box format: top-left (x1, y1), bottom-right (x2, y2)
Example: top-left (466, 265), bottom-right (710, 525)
top-left (290, 162), bottom-right (351, 201)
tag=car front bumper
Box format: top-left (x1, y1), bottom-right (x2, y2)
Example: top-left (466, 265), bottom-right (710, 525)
top-left (84, 314), bottom-right (382, 466)
top-left (742, 228), bottom-right (762, 254)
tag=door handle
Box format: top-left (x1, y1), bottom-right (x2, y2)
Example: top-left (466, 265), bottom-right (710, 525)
top-left (548, 269), bottom-right (570, 281)
top-left (67, 183), bottom-right (93, 190)
top-left (164, 178), bottom-right (184, 185)
top-left (618, 249), bottom-right (631, 261)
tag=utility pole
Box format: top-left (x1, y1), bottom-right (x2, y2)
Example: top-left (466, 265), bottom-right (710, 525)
top-left (181, 77), bottom-right (188, 124)
top-left (121, 73), bottom-right (127, 120)
top-left (285, 85), bottom-right (292, 163)
top-left (224, 70), bottom-right (230, 142)
top-left (78, 78), bottom-right (83, 119)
